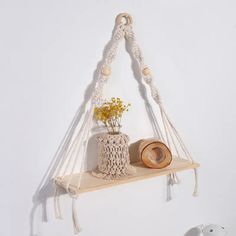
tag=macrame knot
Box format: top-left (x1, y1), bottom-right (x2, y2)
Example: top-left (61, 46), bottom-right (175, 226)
top-left (72, 197), bottom-right (82, 234)
top-left (143, 76), bottom-right (153, 84)
top-left (114, 27), bottom-right (125, 40)
top-left (100, 76), bottom-right (108, 83)
top-left (91, 94), bottom-right (98, 104)
top-left (125, 25), bottom-right (135, 40)
top-left (151, 89), bottom-right (161, 104)
top-left (106, 45), bottom-right (118, 64)
top-left (93, 82), bottom-right (105, 102)
top-left (132, 45), bottom-right (143, 62)
top-left (154, 95), bottom-right (161, 104)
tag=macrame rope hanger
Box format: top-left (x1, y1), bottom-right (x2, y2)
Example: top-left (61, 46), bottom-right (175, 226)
top-left (52, 13), bottom-right (199, 234)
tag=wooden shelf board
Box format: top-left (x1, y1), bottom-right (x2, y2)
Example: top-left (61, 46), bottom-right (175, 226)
top-left (55, 158), bottom-right (199, 195)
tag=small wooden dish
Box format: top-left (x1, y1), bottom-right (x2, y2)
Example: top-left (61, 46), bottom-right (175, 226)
top-left (139, 139), bottom-right (172, 169)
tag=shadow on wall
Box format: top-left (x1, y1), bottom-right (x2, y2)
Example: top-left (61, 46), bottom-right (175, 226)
top-left (29, 23), bottom-right (162, 236)
top-left (184, 227), bottom-right (202, 236)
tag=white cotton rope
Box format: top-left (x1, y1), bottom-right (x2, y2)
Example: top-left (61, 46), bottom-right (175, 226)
top-left (125, 25), bottom-right (179, 189)
top-left (163, 108), bottom-right (193, 161)
top-left (165, 116), bottom-right (181, 158)
top-left (193, 168), bottom-right (199, 197)
top-left (148, 106), bottom-right (165, 141)
top-left (74, 105), bottom-right (95, 189)
top-left (160, 108), bottom-right (171, 147)
top-left (125, 23), bottom-right (198, 195)
top-left (61, 107), bottom-right (94, 232)
top-left (72, 197), bottom-right (81, 234)
top-left (53, 110), bottom-right (91, 221)
top-left (52, 101), bottom-right (93, 220)
top-left (65, 107), bottom-right (94, 189)
top-left (53, 22), bottom-right (127, 233)
top-left (124, 25), bottom-right (178, 189)
top-left (69, 109), bottom-right (94, 234)
top-left (53, 188), bottom-right (62, 219)
top-left (53, 111), bottom-right (90, 220)
top-left (62, 111), bottom-right (90, 178)
top-left (53, 105), bottom-right (87, 179)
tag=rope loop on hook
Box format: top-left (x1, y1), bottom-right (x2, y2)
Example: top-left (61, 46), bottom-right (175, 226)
top-left (115, 13), bottom-right (133, 26)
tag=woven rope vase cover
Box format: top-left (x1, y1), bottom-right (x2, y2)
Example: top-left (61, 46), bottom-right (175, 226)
top-left (92, 133), bottom-right (136, 179)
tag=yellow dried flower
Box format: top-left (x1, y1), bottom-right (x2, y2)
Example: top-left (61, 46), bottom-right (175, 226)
top-left (94, 97), bottom-right (131, 134)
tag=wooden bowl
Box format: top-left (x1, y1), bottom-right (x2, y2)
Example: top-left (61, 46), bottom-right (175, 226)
top-left (139, 139), bottom-right (172, 169)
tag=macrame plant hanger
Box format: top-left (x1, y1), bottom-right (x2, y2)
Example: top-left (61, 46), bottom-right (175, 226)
top-left (52, 13), bottom-right (199, 234)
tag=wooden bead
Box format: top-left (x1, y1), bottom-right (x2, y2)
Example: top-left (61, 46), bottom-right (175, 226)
top-left (101, 66), bottom-right (111, 76)
top-left (142, 67), bottom-right (151, 76)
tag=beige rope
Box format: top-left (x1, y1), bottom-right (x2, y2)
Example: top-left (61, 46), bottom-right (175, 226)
top-left (125, 23), bottom-right (198, 195)
top-left (53, 105), bottom-right (87, 179)
top-left (125, 25), bottom-right (178, 187)
top-left (75, 106), bottom-right (95, 189)
top-left (193, 168), bottom-right (199, 196)
top-left (62, 111), bottom-right (90, 178)
top-left (53, 110), bottom-right (92, 221)
top-left (69, 122), bottom-right (93, 235)
top-left (65, 106), bottom-right (94, 189)
top-left (163, 111), bottom-right (181, 158)
top-left (53, 187), bottom-right (62, 219)
top-left (52, 22), bottom-right (128, 234)
top-left (72, 197), bottom-right (81, 234)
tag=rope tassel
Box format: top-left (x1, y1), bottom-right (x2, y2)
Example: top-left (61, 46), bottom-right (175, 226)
top-left (172, 173), bottom-right (180, 185)
top-left (72, 198), bottom-right (81, 234)
top-left (54, 187), bottom-right (62, 219)
top-left (167, 174), bottom-right (172, 201)
top-left (193, 168), bottom-right (199, 197)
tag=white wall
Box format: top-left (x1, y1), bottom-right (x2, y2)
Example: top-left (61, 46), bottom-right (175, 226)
top-left (0, 1), bottom-right (236, 236)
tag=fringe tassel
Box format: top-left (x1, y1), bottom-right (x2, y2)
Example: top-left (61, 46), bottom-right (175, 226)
top-left (193, 167), bottom-right (199, 197)
top-left (72, 197), bottom-right (81, 234)
top-left (54, 187), bottom-right (62, 219)
top-left (172, 173), bottom-right (180, 185)
top-left (169, 173), bottom-right (180, 185)
top-left (167, 173), bottom-right (181, 201)
top-left (167, 174), bottom-right (172, 201)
